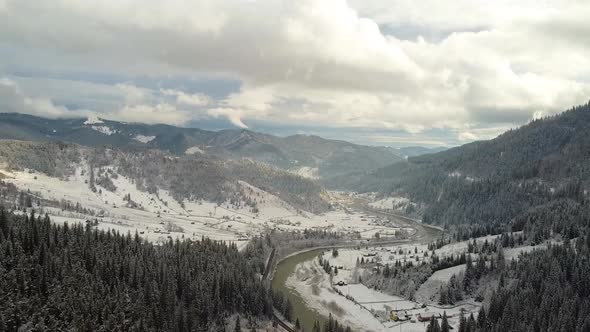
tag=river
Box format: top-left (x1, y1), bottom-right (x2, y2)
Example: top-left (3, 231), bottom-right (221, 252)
top-left (270, 203), bottom-right (443, 332)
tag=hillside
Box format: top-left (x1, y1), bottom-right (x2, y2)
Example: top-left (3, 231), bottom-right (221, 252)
top-left (0, 140), bottom-right (329, 214)
top-left (358, 102), bottom-right (590, 228)
top-left (0, 113), bottom-right (403, 180)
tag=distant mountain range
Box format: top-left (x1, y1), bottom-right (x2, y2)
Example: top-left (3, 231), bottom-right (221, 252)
top-left (0, 113), bottom-right (444, 181)
top-left (391, 146), bottom-right (448, 158)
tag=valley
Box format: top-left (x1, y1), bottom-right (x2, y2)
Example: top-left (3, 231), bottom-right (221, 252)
top-left (1, 105), bottom-right (589, 332)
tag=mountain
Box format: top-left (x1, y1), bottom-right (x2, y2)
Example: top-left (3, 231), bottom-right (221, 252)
top-left (0, 139), bottom-right (330, 214)
top-left (358, 102), bottom-right (590, 227)
top-left (0, 113), bottom-right (403, 180)
top-left (392, 146), bottom-right (448, 158)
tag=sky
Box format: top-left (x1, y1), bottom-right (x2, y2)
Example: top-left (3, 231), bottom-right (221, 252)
top-left (0, 0), bottom-right (589, 147)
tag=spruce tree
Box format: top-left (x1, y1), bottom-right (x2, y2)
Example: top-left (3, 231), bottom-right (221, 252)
top-left (477, 307), bottom-right (487, 328)
top-left (441, 312), bottom-right (449, 332)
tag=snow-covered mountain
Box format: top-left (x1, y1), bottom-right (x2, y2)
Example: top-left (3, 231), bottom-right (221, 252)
top-left (0, 113), bottom-right (404, 182)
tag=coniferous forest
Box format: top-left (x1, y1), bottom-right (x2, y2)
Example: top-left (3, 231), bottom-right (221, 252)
top-left (0, 209), bottom-right (272, 331)
top-left (424, 236), bottom-right (590, 332)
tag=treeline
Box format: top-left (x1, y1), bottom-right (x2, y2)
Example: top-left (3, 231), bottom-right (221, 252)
top-left (0, 209), bottom-right (272, 331)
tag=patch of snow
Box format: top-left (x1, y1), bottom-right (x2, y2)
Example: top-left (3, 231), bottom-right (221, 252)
top-left (84, 115), bottom-right (104, 125)
top-left (133, 135), bottom-right (156, 143)
top-left (369, 196), bottom-right (410, 210)
top-left (504, 244), bottom-right (546, 261)
top-left (185, 146), bottom-right (205, 155)
top-left (91, 125), bottom-right (117, 135)
top-left (292, 166), bottom-right (319, 179)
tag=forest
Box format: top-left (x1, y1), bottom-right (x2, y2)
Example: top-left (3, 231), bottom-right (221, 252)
top-left (355, 102), bottom-right (590, 230)
top-left (424, 237), bottom-right (590, 332)
top-left (0, 209), bottom-right (273, 331)
top-left (0, 140), bottom-right (330, 214)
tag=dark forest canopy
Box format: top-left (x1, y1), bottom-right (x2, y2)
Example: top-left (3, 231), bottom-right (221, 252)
top-left (0, 210), bottom-right (273, 332)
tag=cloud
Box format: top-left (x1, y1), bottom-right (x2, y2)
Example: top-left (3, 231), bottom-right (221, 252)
top-left (0, 0), bottom-right (589, 145)
top-left (161, 89), bottom-right (211, 107)
top-left (207, 108), bottom-right (248, 129)
top-left (0, 78), bottom-right (75, 118)
top-left (0, 77), bottom-right (194, 126)
top-left (112, 103), bottom-right (190, 126)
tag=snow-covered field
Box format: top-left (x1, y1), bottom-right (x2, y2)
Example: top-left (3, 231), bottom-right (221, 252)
top-left (504, 244), bottom-right (547, 260)
top-left (292, 166), bottom-right (320, 179)
top-left (368, 196), bottom-right (410, 210)
top-left (1, 168), bottom-right (406, 249)
top-left (287, 253), bottom-right (479, 332)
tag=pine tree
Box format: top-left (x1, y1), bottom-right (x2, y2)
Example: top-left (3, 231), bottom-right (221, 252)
top-left (441, 312), bottom-right (449, 332)
top-left (458, 313), bottom-right (466, 332)
top-left (312, 320), bottom-right (321, 332)
top-left (477, 307), bottom-right (487, 328)
top-left (427, 318), bottom-right (441, 332)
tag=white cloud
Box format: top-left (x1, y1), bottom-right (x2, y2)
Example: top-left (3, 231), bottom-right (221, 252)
top-left (0, 78), bottom-right (74, 118)
top-left (458, 131), bottom-right (477, 142)
top-left (161, 89), bottom-right (211, 107)
top-left (207, 107), bottom-right (248, 128)
top-left (0, 0), bottom-right (589, 144)
top-left (0, 78), bottom-right (194, 126)
top-left (112, 103), bottom-right (190, 126)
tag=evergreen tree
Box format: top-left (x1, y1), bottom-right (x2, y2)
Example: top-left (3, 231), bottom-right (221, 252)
top-left (477, 307), bottom-right (487, 329)
top-left (441, 312), bottom-right (449, 332)
top-left (312, 320), bottom-right (321, 332)
top-left (427, 318), bottom-right (441, 332)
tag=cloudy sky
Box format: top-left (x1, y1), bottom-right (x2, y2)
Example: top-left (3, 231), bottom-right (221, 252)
top-left (1, 0), bottom-right (589, 147)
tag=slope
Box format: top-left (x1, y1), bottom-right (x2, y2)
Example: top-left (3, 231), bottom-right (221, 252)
top-left (358, 101), bottom-right (590, 227)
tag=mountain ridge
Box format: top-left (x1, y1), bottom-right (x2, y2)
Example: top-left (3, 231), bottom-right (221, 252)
top-left (358, 101), bottom-right (590, 227)
top-left (0, 112), bottom-right (406, 180)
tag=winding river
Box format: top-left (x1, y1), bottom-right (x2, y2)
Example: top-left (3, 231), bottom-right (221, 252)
top-left (270, 205), bottom-right (443, 332)
top-left (271, 248), bottom-right (327, 332)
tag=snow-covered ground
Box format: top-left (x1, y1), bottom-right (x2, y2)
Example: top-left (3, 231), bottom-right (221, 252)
top-left (287, 253), bottom-right (479, 332)
top-left (368, 196), bottom-right (410, 210)
top-left (1, 168), bottom-right (406, 249)
top-left (133, 135), bottom-right (156, 143)
top-left (503, 244), bottom-right (546, 260)
top-left (292, 166), bottom-right (320, 179)
top-left (185, 146), bottom-right (205, 155)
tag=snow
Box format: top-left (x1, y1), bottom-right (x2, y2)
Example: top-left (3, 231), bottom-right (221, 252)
top-left (83, 115), bottom-right (104, 125)
top-left (292, 166), bottom-right (319, 179)
top-left (133, 135), bottom-right (156, 143)
top-left (429, 265), bottom-right (467, 282)
top-left (1, 169), bottom-right (408, 251)
top-left (185, 146), bottom-right (205, 155)
top-left (504, 244), bottom-right (547, 261)
top-left (287, 254), bottom-right (479, 332)
top-left (369, 196), bottom-right (410, 210)
top-left (91, 125), bottom-right (118, 135)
